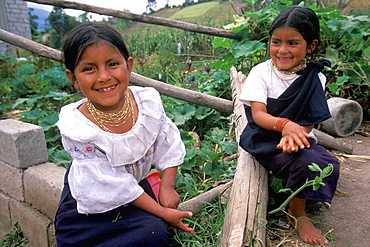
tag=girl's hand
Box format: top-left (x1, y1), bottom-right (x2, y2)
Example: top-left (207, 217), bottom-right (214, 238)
top-left (159, 187), bottom-right (180, 209)
top-left (132, 192), bottom-right (193, 232)
top-left (162, 208), bottom-right (193, 232)
top-left (277, 122), bottom-right (311, 153)
top-left (277, 135), bottom-right (299, 153)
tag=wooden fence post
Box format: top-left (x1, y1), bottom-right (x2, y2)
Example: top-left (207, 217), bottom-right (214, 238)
top-left (219, 67), bottom-right (269, 247)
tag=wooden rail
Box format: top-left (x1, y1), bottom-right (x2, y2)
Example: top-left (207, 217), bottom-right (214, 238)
top-left (0, 28), bottom-right (233, 114)
top-left (23, 0), bottom-right (235, 39)
top-left (219, 67), bottom-right (268, 247)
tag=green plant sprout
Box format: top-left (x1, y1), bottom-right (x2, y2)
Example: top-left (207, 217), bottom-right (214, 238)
top-left (268, 163), bottom-right (334, 215)
top-left (0, 221), bottom-right (28, 247)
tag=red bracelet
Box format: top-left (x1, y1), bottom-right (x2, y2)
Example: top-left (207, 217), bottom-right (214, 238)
top-left (273, 118), bottom-right (292, 132)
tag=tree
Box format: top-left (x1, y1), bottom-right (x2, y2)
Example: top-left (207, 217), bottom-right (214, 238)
top-left (28, 8), bottom-right (38, 37)
top-left (46, 7), bottom-right (80, 49)
top-left (146, 0), bottom-right (157, 13)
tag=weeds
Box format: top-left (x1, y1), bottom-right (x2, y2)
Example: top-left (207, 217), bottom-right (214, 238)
top-left (0, 222), bottom-right (28, 247)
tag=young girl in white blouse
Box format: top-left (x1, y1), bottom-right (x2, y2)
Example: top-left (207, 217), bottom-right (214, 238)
top-left (239, 6), bottom-right (339, 246)
top-left (55, 22), bottom-right (193, 246)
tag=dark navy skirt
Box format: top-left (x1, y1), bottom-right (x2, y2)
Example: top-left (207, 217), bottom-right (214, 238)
top-left (55, 165), bottom-right (172, 247)
top-left (255, 138), bottom-right (340, 203)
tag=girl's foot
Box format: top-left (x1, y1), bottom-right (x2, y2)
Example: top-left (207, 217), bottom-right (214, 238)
top-left (288, 209), bottom-right (329, 246)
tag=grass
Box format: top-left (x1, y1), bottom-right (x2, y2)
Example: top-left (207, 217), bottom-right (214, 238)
top-left (0, 222), bottom-right (28, 247)
top-left (172, 198), bottom-right (227, 246)
top-left (171, 2), bottom-right (220, 19)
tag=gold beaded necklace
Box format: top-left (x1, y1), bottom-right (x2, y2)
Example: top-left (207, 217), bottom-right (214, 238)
top-left (272, 59), bottom-right (306, 74)
top-left (271, 59), bottom-right (306, 81)
top-left (86, 90), bottom-right (136, 133)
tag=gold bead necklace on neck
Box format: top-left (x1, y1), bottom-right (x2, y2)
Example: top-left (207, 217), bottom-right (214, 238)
top-left (86, 89), bottom-right (136, 133)
top-left (271, 59), bottom-right (306, 81)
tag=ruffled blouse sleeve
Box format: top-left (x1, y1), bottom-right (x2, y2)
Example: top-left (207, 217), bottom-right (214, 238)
top-left (152, 116), bottom-right (185, 171)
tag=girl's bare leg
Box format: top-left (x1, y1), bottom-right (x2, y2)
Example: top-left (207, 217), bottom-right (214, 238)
top-left (288, 197), bottom-right (329, 246)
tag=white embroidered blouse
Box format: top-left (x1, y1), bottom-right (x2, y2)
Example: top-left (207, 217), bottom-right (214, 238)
top-left (56, 86), bottom-right (185, 214)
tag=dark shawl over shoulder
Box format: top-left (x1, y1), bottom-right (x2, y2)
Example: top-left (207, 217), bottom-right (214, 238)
top-left (239, 59), bottom-right (331, 157)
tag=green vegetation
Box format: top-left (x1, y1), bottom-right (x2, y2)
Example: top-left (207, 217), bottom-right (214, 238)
top-left (0, 0), bottom-right (368, 245)
top-left (171, 2), bottom-right (219, 18)
top-left (268, 163), bottom-right (334, 215)
top-left (0, 222), bottom-right (28, 247)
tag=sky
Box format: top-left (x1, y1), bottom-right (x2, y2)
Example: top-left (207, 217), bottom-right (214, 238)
top-left (27, 0), bottom-right (187, 20)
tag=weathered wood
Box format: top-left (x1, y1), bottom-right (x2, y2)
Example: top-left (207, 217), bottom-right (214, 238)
top-left (320, 97), bottom-right (363, 137)
top-left (0, 29), bottom-right (61, 61)
top-left (130, 73), bottom-right (233, 114)
top-left (313, 129), bottom-right (353, 154)
top-left (178, 181), bottom-right (232, 215)
top-left (23, 0), bottom-right (235, 39)
top-left (219, 67), bottom-right (268, 247)
top-left (0, 28), bottom-right (233, 114)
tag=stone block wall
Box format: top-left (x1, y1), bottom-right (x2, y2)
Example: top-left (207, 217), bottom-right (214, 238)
top-left (0, 0), bottom-right (32, 55)
top-left (0, 119), bottom-right (65, 247)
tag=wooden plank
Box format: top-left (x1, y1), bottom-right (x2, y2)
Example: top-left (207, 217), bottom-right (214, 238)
top-left (219, 67), bottom-right (268, 246)
top-left (178, 181), bottom-right (232, 215)
top-left (313, 129), bottom-right (353, 154)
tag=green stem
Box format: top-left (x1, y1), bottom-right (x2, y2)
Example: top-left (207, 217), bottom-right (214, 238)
top-left (267, 179), bottom-right (314, 215)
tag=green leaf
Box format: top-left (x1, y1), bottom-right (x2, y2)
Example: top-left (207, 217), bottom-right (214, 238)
top-left (308, 163), bottom-right (321, 172)
top-left (20, 109), bottom-right (47, 121)
top-left (175, 172), bottom-right (196, 194)
top-left (219, 141), bottom-right (238, 155)
top-left (269, 174), bottom-right (286, 194)
top-left (234, 40), bottom-right (266, 58)
top-left (171, 105), bottom-right (196, 126)
top-left (213, 36), bottom-right (232, 48)
top-left (46, 91), bottom-right (71, 100)
top-left (322, 163), bottom-right (334, 177)
top-left (39, 86), bottom-right (51, 96)
top-left (325, 47), bottom-right (340, 66)
top-left (49, 148), bottom-right (71, 167)
top-left (233, 28), bottom-right (250, 41)
top-left (195, 106), bottom-right (213, 120)
top-left (38, 112), bottom-right (59, 131)
top-left (314, 176), bottom-right (322, 184)
top-left (279, 188), bottom-right (293, 193)
top-left (313, 184), bottom-right (320, 191)
top-left (12, 98), bottom-right (29, 108)
top-left (327, 76), bottom-right (349, 93)
top-left (202, 159), bottom-right (225, 179)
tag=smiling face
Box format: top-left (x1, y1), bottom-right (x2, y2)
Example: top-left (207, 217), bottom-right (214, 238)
top-left (269, 27), bottom-right (318, 70)
top-left (66, 40), bottom-right (133, 112)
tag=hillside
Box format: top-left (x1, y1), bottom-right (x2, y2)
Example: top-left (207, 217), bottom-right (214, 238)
top-left (28, 7), bottom-right (50, 31)
top-left (123, 0), bottom-right (242, 33)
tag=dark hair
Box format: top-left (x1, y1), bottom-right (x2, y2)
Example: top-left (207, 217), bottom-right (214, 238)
top-left (269, 6), bottom-right (321, 50)
top-left (62, 22), bottom-right (130, 73)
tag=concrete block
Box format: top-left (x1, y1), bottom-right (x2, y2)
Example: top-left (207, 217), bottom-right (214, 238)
top-left (9, 199), bottom-right (53, 247)
top-left (24, 163), bottom-right (65, 219)
top-left (0, 119), bottom-right (48, 168)
top-left (0, 161), bottom-right (24, 201)
top-left (0, 193), bottom-right (12, 241)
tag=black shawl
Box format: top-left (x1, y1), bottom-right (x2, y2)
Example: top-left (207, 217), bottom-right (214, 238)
top-left (239, 59), bottom-right (331, 157)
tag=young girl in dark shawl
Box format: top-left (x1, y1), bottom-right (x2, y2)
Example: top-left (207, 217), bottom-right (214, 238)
top-left (239, 6), bottom-right (340, 245)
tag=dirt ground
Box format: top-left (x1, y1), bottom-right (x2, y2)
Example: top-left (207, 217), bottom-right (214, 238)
top-left (267, 121), bottom-right (370, 247)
